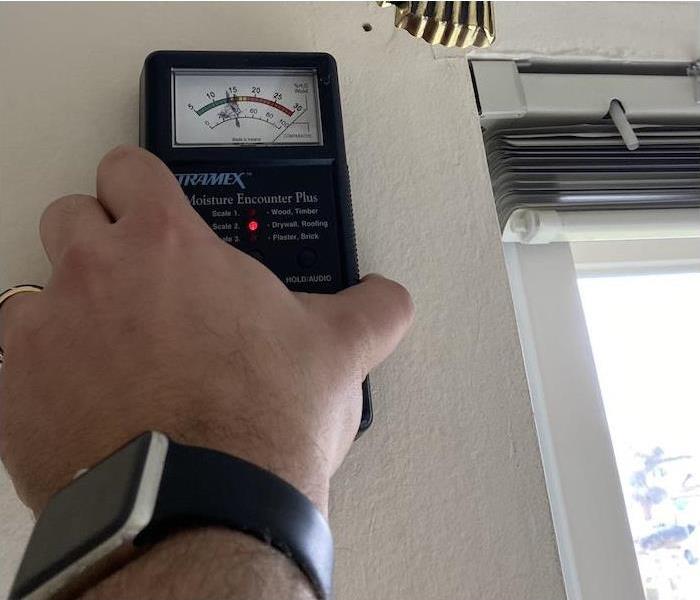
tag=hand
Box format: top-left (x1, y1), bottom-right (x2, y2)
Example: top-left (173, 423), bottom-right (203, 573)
top-left (0, 146), bottom-right (414, 515)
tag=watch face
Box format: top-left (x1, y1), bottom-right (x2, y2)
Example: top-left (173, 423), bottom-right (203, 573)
top-left (9, 433), bottom-right (164, 600)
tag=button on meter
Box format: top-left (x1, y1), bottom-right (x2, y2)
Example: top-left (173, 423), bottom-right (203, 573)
top-left (297, 248), bottom-right (318, 268)
top-left (140, 51), bottom-right (372, 433)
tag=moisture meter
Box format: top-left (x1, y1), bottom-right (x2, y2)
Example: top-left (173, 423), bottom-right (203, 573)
top-left (140, 51), bottom-right (371, 432)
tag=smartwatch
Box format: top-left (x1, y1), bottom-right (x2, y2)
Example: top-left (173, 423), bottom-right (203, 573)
top-left (8, 432), bottom-right (333, 600)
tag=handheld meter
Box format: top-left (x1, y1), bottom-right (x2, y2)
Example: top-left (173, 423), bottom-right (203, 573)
top-left (140, 51), bottom-right (371, 432)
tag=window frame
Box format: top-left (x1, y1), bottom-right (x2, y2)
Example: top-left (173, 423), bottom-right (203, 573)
top-left (503, 241), bottom-right (646, 600)
top-left (572, 237), bottom-right (700, 278)
top-left (504, 234), bottom-right (700, 599)
top-left (473, 57), bottom-right (700, 599)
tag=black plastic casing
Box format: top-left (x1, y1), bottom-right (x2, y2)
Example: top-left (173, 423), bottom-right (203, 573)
top-left (140, 51), bottom-right (371, 432)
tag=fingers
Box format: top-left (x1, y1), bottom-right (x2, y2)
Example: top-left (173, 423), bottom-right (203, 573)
top-left (0, 289), bottom-right (42, 358)
top-left (327, 274), bottom-right (414, 376)
top-left (96, 145), bottom-right (190, 220)
top-left (39, 195), bottom-right (111, 265)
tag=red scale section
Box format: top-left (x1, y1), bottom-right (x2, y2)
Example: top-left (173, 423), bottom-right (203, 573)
top-left (236, 96), bottom-right (294, 117)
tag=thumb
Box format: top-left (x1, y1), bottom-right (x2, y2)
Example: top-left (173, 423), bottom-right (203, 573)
top-left (329, 274), bottom-right (414, 376)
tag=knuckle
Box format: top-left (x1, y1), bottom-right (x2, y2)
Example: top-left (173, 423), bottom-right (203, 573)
top-left (365, 275), bottom-right (415, 326)
top-left (59, 239), bottom-right (105, 274)
top-left (40, 195), bottom-right (93, 230)
top-left (140, 203), bottom-right (190, 247)
top-left (97, 145), bottom-right (146, 179)
top-left (334, 305), bottom-right (373, 347)
top-left (387, 279), bottom-right (415, 323)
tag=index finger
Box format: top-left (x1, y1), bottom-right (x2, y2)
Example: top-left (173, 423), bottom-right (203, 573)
top-left (96, 145), bottom-right (192, 220)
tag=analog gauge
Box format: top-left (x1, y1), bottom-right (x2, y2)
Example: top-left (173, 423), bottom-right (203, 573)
top-left (172, 69), bottom-right (322, 147)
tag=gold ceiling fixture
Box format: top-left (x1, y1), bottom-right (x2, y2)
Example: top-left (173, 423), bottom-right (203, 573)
top-left (379, 1), bottom-right (495, 48)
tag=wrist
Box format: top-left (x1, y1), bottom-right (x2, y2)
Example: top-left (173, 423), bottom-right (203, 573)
top-left (10, 432), bottom-right (334, 600)
top-left (80, 528), bottom-right (317, 600)
top-left (165, 424), bottom-right (332, 514)
top-left (24, 416), bottom-right (331, 516)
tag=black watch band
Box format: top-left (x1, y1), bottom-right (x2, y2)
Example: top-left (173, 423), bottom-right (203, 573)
top-left (136, 440), bottom-right (333, 600)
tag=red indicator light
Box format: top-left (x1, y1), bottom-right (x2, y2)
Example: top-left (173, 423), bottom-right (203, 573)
top-left (247, 220), bottom-right (259, 232)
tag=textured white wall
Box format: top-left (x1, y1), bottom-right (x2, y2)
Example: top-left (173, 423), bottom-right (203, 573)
top-left (0, 3), bottom-right (696, 599)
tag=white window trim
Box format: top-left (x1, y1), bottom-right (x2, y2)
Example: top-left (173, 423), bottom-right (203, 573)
top-left (504, 241), bottom-right (645, 600)
top-left (505, 232), bottom-right (700, 600)
top-left (573, 237), bottom-right (700, 278)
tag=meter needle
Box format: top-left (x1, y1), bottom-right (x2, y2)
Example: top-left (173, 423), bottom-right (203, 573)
top-left (225, 90), bottom-right (241, 128)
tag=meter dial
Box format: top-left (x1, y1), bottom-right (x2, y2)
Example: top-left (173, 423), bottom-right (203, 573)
top-left (172, 69), bottom-right (322, 147)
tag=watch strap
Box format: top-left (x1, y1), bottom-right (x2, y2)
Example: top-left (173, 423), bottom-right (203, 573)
top-left (135, 440), bottom-right (333, 599)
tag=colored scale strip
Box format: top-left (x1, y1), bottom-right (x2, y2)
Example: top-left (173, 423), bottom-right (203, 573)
top-left (196, 96), bottom-right (294, 117)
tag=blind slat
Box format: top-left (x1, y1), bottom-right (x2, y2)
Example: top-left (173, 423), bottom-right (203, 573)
top-left (485, 124), bottom-right (700, 229)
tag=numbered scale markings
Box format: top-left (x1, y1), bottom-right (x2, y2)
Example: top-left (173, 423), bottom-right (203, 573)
top-left (172, 69), bottom-right (322, 147)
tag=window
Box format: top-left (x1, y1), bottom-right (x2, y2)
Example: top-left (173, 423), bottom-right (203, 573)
top-left (575, 242), bottom-right (700, 600)
top-left (504, 229), bottom-right (700, 600)
top-left (472, 58), bottom-right (700, 600)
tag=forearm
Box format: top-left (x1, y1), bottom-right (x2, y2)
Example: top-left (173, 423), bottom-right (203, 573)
top-left (81, 528), bottom-right (317, 600)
